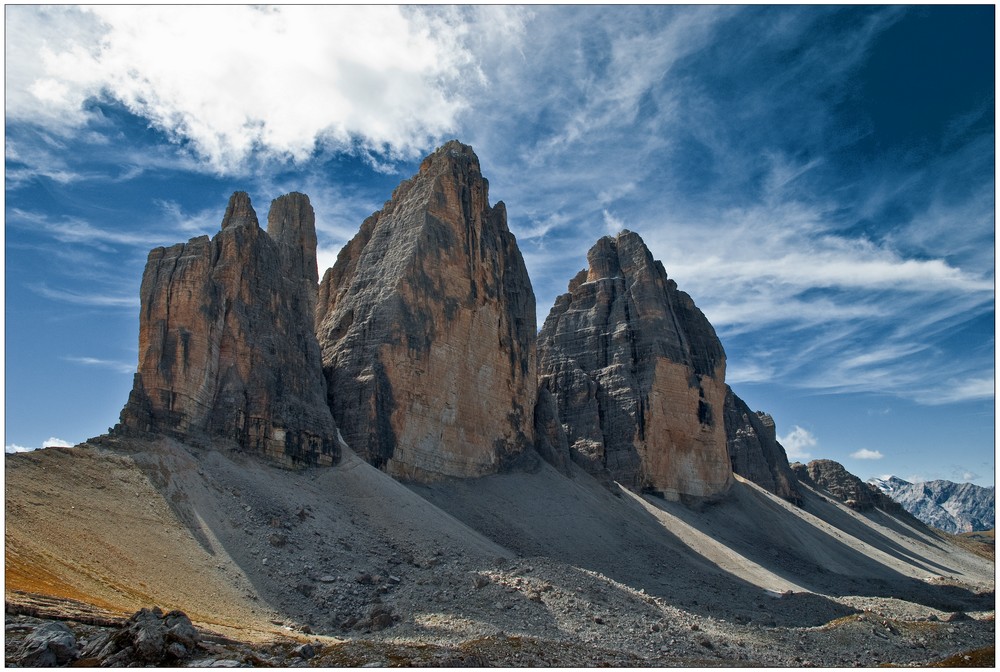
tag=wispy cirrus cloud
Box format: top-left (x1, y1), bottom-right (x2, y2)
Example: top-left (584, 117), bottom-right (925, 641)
top-left (63, 356), bottom-right (135, 374)
top-left (31, 283), bottom-right (139, 308)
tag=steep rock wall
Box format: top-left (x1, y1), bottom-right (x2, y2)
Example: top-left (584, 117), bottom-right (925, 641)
top-left (538, 230), bottom-right (733, 499)
top-left (723, 388), bottom-right (802, 504)
top-left (316, 141), bottom-right (537, 480)
top-left (117, 192), bottom-right (339, 466)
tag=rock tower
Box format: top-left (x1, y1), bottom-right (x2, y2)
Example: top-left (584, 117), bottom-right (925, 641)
top-left (315, 141), bottom-right (537, 480)
top-left (116, 192), bottom-right (339, 466)
top-left (538, 230), bottom-right (733, 499)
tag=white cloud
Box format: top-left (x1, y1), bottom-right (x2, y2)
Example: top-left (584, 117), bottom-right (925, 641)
top-left (31, 283), bottom-right (140, 308)
top-left (912, 376), bottom-right (995, 406)
top-left (778, 425), bottom-right (816, 461)
top-left (316, 245), bottom-right (343, 278)
top-left (64, 356), bottom-right (136, 374)
top-left (7, 5), bottom-right (511, 173)
top-left (4, 437), bottom-right (74, 454)
top-left (850, 448), bottom-right (884, 460)
top-left (602, 209), bottom-right (626, 236)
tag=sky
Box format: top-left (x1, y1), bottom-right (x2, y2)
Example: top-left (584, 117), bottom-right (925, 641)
top-left (4, 5), bottom-right (995, 487)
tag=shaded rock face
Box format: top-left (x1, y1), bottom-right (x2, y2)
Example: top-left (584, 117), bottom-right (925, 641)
top-left (723, 388), bottom-right (802, 504)
top-left (538, 230), bottom-right (733, 499)
top-left (117, 192), bottom-right (339, 467)
top-left (316, 141), bottom-right (537, 480)
top-left (792, 459), bottom-right (896, 512)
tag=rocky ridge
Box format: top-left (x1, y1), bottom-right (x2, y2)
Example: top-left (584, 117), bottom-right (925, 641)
top-left (116, 192), bottom-right (339, 467)
top-left (538, 230), bottom-right (733, 500)
top-left (315, 141), bottom-right (539, 481)
top-left (870, 477), bottom-right (996, 534)
top-left (792, 459), bottom-right (901, 513)
top-left (723, 389), bottom-right (802, 503)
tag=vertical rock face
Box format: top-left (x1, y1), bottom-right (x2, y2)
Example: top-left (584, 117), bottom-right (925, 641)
top-left (538, 230), bottom-right (733, 499)
top-left (723, 388), bottom-right (802, 504)
top-left (117, 192), bottom-right (339, 466)
top-left (315, 140), bottom-right (537, 480)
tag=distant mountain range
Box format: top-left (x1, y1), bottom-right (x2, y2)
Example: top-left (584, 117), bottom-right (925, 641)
top-left (868, 476), bottom-right (995, 534)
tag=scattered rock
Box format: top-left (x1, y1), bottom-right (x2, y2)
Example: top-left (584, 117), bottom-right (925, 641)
top-left (88, 606), bottom-right (200, 666)
top-left (294, 643), bottom-right (315, 659)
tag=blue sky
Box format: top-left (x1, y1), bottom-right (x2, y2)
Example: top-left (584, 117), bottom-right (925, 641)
top-left (4, 5), bottom-right (995, 486)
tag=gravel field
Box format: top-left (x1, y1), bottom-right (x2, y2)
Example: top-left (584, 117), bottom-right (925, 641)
top-left (5, 438), bottom-right (995, 667)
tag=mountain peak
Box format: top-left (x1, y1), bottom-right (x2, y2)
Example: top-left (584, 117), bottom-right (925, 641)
top-left (539, 228), bottom-right (732, 499)
top-left (315, 141), bottom-right (537, 480)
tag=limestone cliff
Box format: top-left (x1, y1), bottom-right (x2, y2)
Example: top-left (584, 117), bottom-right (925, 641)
top-left (117, 192), bottom-right (339, 466)
top-left (315, 141), bottom-right (537, 480)
top-left (723, 388), bottom-right (802, 504)
top-left (538, 230), bottom-right (733, 499)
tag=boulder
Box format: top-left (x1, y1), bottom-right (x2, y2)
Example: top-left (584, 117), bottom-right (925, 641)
top-left (116, 192), bottom-right (339, 467)
top-left (17, 621), bottom-right (79, 667)
top-left (86, 606), bottom-right (200, 666)
top-left (316, 140), bottom-right (537, 480)
top-left (538, 230), bottom-right (733, 499)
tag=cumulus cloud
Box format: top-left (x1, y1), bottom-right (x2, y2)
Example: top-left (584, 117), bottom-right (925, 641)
top-left (6, 5), bottom-right (508, 172)
top-left (5, 437), bottom-right (73, 454)
top-left (778, 425), bottom-right (816, 460)
top-left (850, 448), bottom-right (884, 460)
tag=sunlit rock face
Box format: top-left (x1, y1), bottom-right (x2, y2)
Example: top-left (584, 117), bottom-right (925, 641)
top-left (316, 141), bottom-right (537, 481)
top-left (117, 192), bottom-right (339, 467)
top-left (539, 230), bottom-right (733, 500)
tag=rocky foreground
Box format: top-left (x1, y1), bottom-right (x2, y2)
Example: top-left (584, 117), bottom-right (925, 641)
top-left (5, 439), bottom-right (994, 667)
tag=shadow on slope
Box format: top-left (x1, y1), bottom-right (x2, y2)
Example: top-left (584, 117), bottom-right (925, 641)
top-left (410, 460), bottom-right (993, 625)
top-left (409, 461), bottom-right (858, 627)
top-left (635, 477), bottom-right (992, 613)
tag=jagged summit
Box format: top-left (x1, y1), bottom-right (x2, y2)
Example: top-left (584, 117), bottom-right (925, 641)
top-left (869, 476), bottom-right (995, 533)
top-left (723, 389), bottom-right (802, 504)
top-left (315, 140), bottom-right (538, 481)
top-left (539, 228), bottom-right (733, 499)
top-left (116, 191), bottom-right (339, 467)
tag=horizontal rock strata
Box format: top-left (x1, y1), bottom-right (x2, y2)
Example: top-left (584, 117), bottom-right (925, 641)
top-left (117, 192), bottom-right (339, 466)
top-left (538, 230), bottom-right (733, 499)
